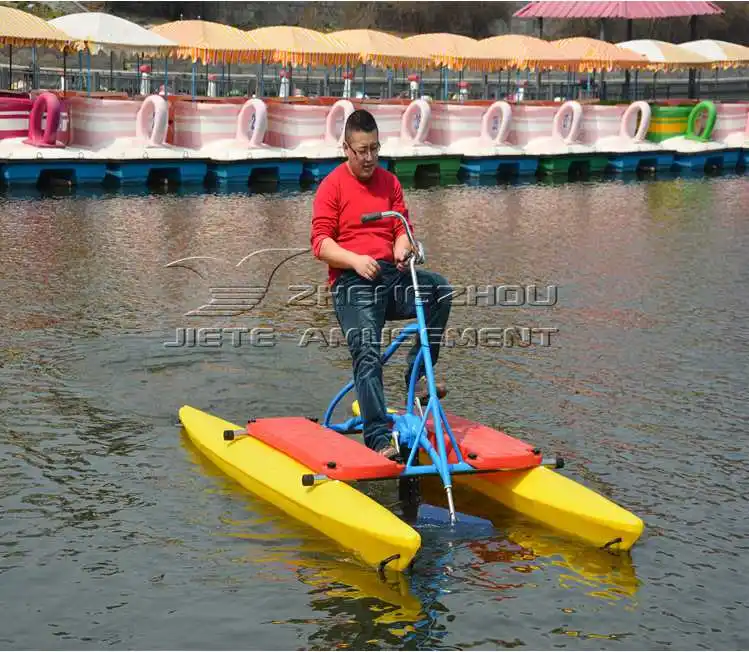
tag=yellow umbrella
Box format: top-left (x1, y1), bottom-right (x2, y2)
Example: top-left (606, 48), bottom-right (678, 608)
top-left (403, 33), bottom-right (486, 71)
top-left (617, 39), bottom-right (713, 71)
top-left (678, 39), bottom-right (749, 68)
top-left (475, 34), bottom-right (578, 71)
top-left (328, 29), bottom-right (433, 70)
top-left (552, 36), bottom-right (650, 72)
top-left (0, 4), bottom-right (74, 49)
top-left (150, 19), bottom-right (271, 64)
top-left (245, 26), bottom-right (356, 68)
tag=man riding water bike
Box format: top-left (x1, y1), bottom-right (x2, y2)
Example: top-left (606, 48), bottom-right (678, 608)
top-left (311, 109), bottom-right (452, 460)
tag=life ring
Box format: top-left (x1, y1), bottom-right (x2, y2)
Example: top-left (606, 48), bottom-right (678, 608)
top-left (744, 107), bottom-right (749, 138)
top-left (479, 101), bottom-right (512, 144)
top-left (235, 98), bottom-right (268, 147)
top-left (551, 100), bottom-right (582, 144)
top-left (619, 101), bottom-right (651, 141)
top-left (135, 95), bottom-right (168, 146)
top-left (400, 99), bottom-right (431, 144)
top-left (686, 100), bottom-right (716, 142)
top-left (24, 91), bottom-right (62, 147)
top-left (324, 99), bottom-right (355, 145)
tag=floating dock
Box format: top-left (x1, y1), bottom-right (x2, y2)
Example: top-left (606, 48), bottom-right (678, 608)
top-left (0, 94), bottom-right (747, 190)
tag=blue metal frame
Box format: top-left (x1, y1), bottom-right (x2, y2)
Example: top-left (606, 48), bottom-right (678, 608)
top-left (321, 211), bottom-right (479, 518)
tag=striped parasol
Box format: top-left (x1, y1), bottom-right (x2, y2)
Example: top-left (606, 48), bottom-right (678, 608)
top-left (678, 39), bottom-right (749, 68)
top-left (552, 36), bottom-right (651, 72)
top-left (617, 39), bottom-right (713, 70)
top-left (245, 26), bottom-right (357, 68)
top-left (402, 33), bottom-right (486, 71)
top-left (328, 29), bottom-right (433, 70)
top-left (150, 19), bottom-right (272, 64)
top-left (475, 34), bottom-right (579, 71)
top-left (0, 4), bottom-right (74, 49)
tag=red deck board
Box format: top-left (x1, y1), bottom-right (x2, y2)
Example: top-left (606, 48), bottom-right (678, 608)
top-left (248, 417), bottom-right (404, 481)
top-left (426, 412), bottom-right (541, 470)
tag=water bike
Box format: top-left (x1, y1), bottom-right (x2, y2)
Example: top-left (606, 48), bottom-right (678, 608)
top-left (178, 210), bottom-right (644, 573)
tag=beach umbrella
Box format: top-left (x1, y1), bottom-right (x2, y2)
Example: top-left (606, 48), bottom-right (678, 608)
top-left (552, 36), bottom-right (650, 99)
top-left (403, 33), bottom-right (485, 100)
top-left (0, 5), bottom-right (73, 90)
top-left (329, 29), bottom-right (434, 99)
top-left (618, 38), bottom-right (714, 99)
top-left (246, 26), bottom-right (354, 67)
top-left (617, 39), bottom-right (713, 70)
top-left (49, 12), bottom-right (176, 56)
top-left (151, 19), bottom-right (272, 99)
top-left (50, 12), bottom-right (177, 95)
top-left (678, 39), bottom-right (749, 68)
top-left (246, 25), bottom-right (357, 96)
top-left (151, 19), bottom-right (270, 65)
top-left (329, 29), bottom-right (433, 70)
top-left (551, 37), bottom-right (649, 72)
top-left (403, 33), bottom-right (485, 71)
top-left (678, 39), bottom-right (749, 99)
top-left (246, 26), bottom-right (357, 98)
top-left (473, 34), bottom-right (580, 100)
top-left (475, 34), bottom-right (578, 71)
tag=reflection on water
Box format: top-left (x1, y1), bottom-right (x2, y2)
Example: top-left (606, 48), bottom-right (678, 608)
top-left (2, 170), bottom-right (749, 649)
top-left (182, 430), bottom-right (642, 649)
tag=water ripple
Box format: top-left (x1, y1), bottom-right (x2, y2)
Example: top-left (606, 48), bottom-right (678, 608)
top-left (1, 175), bottom-right (749, 649)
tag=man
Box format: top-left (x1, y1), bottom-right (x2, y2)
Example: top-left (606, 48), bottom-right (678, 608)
top-left (310, 109), bottom-right (452, 459)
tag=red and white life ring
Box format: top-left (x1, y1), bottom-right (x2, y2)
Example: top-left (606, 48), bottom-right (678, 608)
top-left (479, 101), bottom-right (512, 144)
top-left (744, 106), bottom-right (749, 138)
top-left (551, 100), bottom-right (583, 144)
top-left (324, 99), bottom-right (355, 145)
top-left (400, 99), bottom-right (431, 144)
top-left (135, 95), bottom-right (168, 146)
top-left (235, 98), bottom-right (268, 147)
top-left (619, 101), bottom-right (650, 141)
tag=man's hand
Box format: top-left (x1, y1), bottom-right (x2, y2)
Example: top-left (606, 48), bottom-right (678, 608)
top-left (394, 236), bottom-right (413, 272)
top-left (352, 254), bottom-right (381, 281)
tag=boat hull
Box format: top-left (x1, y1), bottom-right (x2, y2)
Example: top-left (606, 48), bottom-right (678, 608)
top-left (179, 405), bottom-right (421, 572)
top-left (351, 398), bottom-right (643, 550)
top-left (452, 465), bottom-right (644, 551)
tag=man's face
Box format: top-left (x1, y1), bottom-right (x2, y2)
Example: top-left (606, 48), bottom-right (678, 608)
top-left (344, 129), bottom-right (380, 181)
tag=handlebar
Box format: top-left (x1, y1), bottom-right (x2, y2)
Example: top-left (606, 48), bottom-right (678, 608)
top-left (360, 210), bottom-right (423, 265)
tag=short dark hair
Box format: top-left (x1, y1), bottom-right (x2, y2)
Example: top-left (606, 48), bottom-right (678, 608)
top-left (344, 109), bottom-right (378, 142)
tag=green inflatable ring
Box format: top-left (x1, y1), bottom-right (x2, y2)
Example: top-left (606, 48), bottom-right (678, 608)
top-left (686, 100), bottom-right (717, 142)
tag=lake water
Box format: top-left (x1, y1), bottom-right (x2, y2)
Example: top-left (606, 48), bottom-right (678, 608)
top-left (2, 171), bottom-right (748, 650)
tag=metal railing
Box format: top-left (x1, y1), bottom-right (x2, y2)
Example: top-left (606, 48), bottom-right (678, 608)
top-left (1, 62), bottom-right (747, 103)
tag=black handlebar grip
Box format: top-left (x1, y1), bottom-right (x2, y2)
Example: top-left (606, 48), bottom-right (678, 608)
top-left (361, 212), bottom-right (383, 223)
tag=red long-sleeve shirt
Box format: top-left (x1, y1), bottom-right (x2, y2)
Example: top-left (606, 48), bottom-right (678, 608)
top-left (311, 163), bottom-right (414, 287)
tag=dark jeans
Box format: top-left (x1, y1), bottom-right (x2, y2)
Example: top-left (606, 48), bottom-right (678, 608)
top-left (332, 261), bottom-right (452, 451)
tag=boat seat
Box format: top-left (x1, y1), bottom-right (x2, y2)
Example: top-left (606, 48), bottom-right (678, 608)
top-left (426, 412), bottom-right (541, 470)
top-left (248, 417), bottom-right (404, 481)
